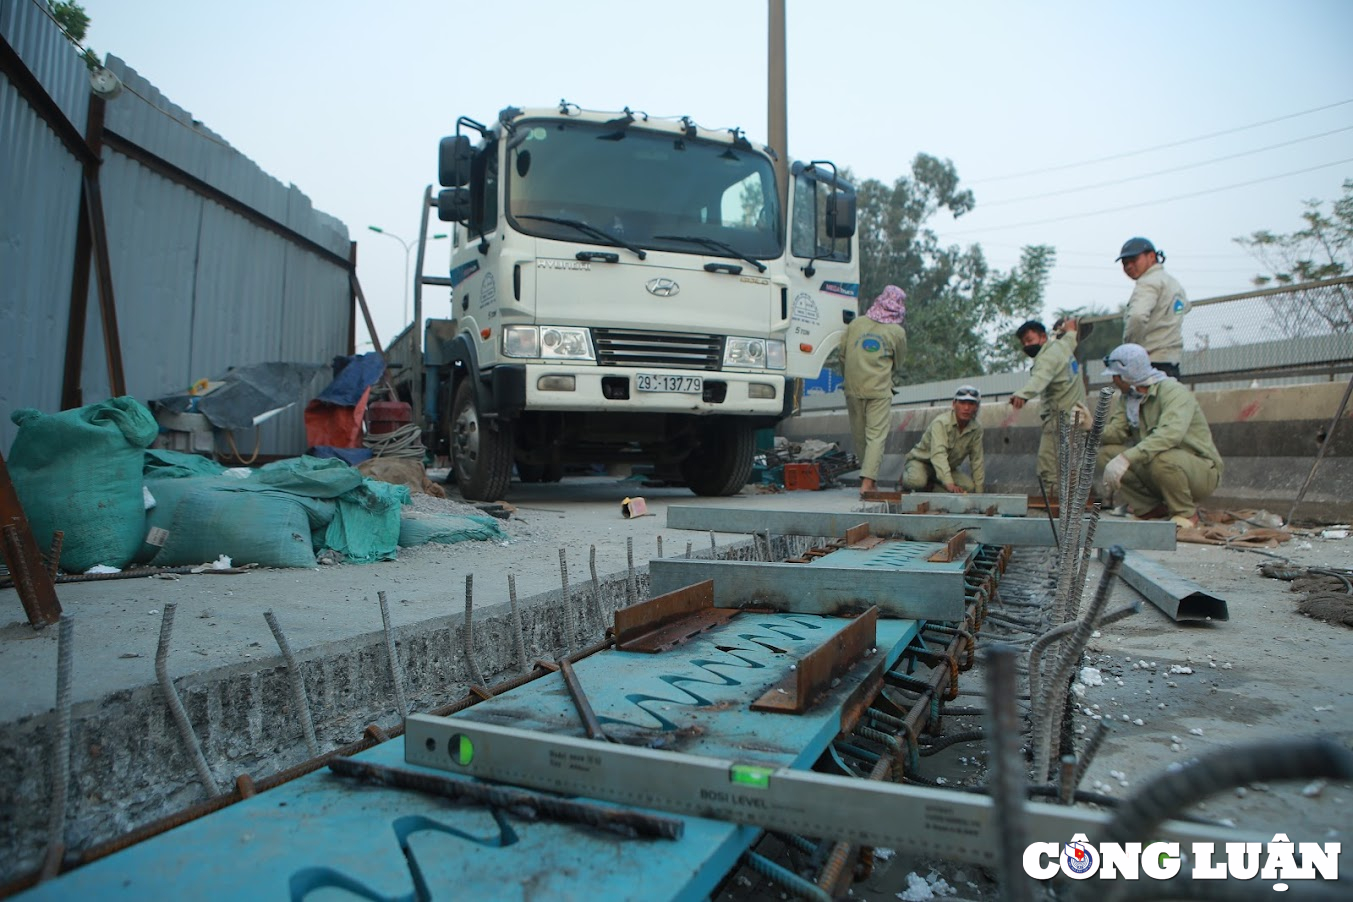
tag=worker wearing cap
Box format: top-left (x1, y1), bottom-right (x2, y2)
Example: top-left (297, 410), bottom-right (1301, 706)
top-left (1010, 318), bottom-right (1086, 495)
top-left (1116, 237), bottom-right (1190, 378)
top-left (901, 385), bottom-right (985, 493)
top-left (1087, 343), bottom-right (1222, 529)
top-left (842, 285), bottom-right (908, 495)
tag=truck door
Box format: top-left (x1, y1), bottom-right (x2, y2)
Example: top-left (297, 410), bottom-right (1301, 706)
top-left (785, 161), bottom-right (859, 379)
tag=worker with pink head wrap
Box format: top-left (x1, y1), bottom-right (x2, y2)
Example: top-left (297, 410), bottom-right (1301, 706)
top-left (841, 285), bottom-right (908, 495)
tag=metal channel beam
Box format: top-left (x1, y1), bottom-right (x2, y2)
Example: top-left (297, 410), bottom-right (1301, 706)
top-left (405, 717), bottom-right (1257, 864)
top-left (649, 558), bottom-right (966, 620)
top-left (667, 506), bottom-right (1176, 550)
top-left (1105, 550), bottom-right (1230, 622)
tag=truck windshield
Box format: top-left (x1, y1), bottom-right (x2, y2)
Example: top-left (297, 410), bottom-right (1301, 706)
top-left (506, 118), bottom-right (783, 261)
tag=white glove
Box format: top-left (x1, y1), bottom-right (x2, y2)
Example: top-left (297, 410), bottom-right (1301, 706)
top-left (1103, 453), bottom-right (1130, 491)
top-left (1070, 402), bottom-right (1092, 432)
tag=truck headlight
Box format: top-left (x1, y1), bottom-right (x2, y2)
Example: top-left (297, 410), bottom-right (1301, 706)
top-left (724, 337), bottom-right (785, 370)
top-left (541, 327), bottom-right (595, 360)
top-left (503, 325), bottom-right (540, 358)
top-left (503, 325), bottom-right (595, 361)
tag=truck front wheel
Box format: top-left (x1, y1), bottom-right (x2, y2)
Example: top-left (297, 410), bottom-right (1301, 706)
top-left (680, 419), bottom-right (755, 497)
top-left (449, 380), bottom-right (514, 501)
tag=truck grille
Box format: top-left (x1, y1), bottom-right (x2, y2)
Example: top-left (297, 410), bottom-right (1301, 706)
top-left (592, 328), bottom-right (723, 370)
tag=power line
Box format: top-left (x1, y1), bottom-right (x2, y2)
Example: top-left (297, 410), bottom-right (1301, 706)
top-left (980, 126), bottom-right (1353, 208)
top-left (943, 158), bottom-right (1353, 236)
top-left (968, 99), bottom-right (1353, 184)
top-left (971, 239), bottom-right (1256, 261)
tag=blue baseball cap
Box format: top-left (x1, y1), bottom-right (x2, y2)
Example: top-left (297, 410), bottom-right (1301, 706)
top-left (1115, 237), bottom-right (1156, 261)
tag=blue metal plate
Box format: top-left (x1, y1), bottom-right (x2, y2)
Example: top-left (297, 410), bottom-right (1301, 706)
top-left (24, 616), bottom-right (919, 902)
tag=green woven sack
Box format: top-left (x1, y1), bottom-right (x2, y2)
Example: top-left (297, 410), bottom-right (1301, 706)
top-left (398, 511), bottom-right (505, 547)
top-left (8, 398), bottom-right (158, 572)
top-left (151, 487), bottom-right (322, 569)
top-left (135, 476), bottom-right (233, 564)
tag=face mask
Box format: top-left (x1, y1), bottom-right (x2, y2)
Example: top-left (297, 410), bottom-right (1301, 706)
top-left (1023, 345), bottom-right (1041, 359)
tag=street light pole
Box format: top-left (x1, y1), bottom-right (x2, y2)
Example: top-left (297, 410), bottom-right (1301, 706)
top-left (367, 226), bottom-right (447, 326)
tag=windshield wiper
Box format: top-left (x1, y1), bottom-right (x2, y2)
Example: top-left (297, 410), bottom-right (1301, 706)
top-left (516, 215), bottom-right (647, 260)
top-left (653, 234), bottom-right (766, 273)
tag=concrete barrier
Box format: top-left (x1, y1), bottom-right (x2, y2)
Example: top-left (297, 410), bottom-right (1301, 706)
top-left (782, 380), bottom-right (1353, 522)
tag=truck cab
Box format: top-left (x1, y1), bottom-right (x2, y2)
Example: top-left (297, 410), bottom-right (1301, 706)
top-left (423, 103), bottom-right (858, 500)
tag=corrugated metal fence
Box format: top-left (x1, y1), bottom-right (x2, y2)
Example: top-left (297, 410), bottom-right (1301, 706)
top-left (1, 0), bottom-right (354, 457)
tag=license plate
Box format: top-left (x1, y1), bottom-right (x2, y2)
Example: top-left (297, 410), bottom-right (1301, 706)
top-left (636, 373), bottom-right (703, 393)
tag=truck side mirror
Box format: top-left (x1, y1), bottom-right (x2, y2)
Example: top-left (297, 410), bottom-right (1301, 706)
top-left (437, 187), bottom-right (471, 223)
top-left (825, 192), bottom-right (857, 239)
top-left (439, 135), bottom-right (473, 188)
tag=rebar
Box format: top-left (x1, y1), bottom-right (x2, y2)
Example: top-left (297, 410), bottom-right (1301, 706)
top-left (40, 614), bottom-right (74, 881)
top-left (985, 644), bottom-right (1032, 902)
top-left (264, 611), bottom-right (319, 757)
top-left (1072, 720), bottom-right (1111, 790)
top-left (1067, 503), bottom-right (1102, 621)
top-left (1092, 737), bottom-right (1353, 902)
top-left (463, 574), bottom-right (487, 688)
top-left (558, 548), bottom-right (577, 655)
top-left (743, 850), bottom-right (833, 902)
top-left (625, 537), bottom-right (636, 603)
top-left (557, 657), bottom-right (607, 741)
top-left (685, 541), bottom-right (692, 559)
top-left (589, 545), bottom-right (602, 629)
top-left (1056, 411), bottom-right (1073, 542)
top-left (656, 535), bottom-right (663, 558)
top-left (709, 530), bottom-right (717, 559)
top-left (1034, 546), bottom-right (1125, 780)
top-left (1058, 753), bottom-right (1078, 804)
top-left (155, 604), bottom-right (218, 795)
top-left (1027, 602), bottom-right (1138, 716)
top-left (1285, 369), bottom-right (1353, 526)
top-left (377, 591), bottom-right (407, 718)
top-left (508, 574), bottom-right (528, 673)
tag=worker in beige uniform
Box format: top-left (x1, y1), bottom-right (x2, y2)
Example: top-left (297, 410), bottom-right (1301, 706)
top-left (1084, 343), bottom-right (1222, 529)
top-left (901, 385), bottom-right (985, 493)
top-left (1116, 237), bottom-right (1190, 378)
top-left (842, 285), bottom-right (908, 496)
top-left (1010, 319), bottom-right (1086, 497)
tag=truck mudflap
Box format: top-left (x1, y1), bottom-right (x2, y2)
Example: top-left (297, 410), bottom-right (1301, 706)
top-left (491, 365), bottom-right (526, 419)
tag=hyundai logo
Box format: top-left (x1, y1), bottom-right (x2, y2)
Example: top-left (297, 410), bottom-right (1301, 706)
top-left (646, 278), bottom-right (680, 298)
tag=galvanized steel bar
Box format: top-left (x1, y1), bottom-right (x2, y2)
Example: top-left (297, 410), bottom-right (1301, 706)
top-left (648, 559), bottom-right (967, 620)
top-left (666, 507), bottom-right (1176, 550)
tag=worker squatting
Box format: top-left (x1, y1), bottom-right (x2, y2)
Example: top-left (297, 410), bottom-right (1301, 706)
top-left (1022, 833), bottom-right (1340, 889)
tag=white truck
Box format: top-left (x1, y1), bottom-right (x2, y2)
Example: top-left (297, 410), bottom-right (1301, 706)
top-left (394, 102), bottom-right (859, 501)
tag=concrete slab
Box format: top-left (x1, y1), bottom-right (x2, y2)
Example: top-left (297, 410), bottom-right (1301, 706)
top-left (0, 478), bottom-right (871, 724)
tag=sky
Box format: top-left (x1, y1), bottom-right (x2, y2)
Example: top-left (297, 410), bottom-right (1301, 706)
top-left (74, 0), bottom-right (1353, 350)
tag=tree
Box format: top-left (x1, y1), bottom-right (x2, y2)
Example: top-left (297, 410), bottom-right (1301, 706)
top-left (1234, 179), bottom-right (1353, 334)
top-left (47, 1), bottom-right (98, 69)
top-left (852, 154), bottom-right (1052, 383)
